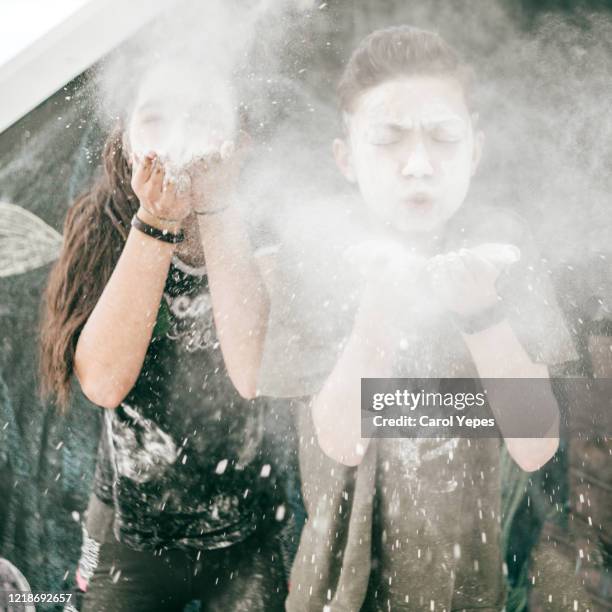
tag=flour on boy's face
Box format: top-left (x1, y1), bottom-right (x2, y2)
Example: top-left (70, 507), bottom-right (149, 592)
top-left (341, 76), bottom-right (481, 235)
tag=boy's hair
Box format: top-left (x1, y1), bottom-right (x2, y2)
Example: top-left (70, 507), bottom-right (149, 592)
top-left (338, 26), bottom-right (475, 114)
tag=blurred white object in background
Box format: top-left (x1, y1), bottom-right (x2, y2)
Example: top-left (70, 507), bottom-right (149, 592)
top-left (0, 202), bottom-right (63, 277)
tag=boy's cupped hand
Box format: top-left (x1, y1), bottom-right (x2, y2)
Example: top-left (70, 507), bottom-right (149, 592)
top-left (425, 243), bottom-right (520, 317)
top-left (344, 240), bottom-right (520, 325)
top-left (344, 240), bottom-right (429, 326)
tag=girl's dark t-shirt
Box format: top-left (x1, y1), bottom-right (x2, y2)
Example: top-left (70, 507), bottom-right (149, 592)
top-left (92, 260), bottom-right (284, 552)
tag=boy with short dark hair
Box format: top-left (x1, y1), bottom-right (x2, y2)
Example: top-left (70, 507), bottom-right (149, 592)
top-left (259, 26), bottom-right (576, 610)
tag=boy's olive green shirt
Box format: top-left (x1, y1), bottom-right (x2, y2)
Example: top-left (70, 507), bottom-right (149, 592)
top-left (259, 200), bottom-right (576, 611)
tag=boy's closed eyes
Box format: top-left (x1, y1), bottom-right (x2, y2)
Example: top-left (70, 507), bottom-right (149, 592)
top-left (365, 116), bottom-right (469, 146)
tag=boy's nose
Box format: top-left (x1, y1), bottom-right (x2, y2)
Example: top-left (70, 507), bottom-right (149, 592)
top-left (399, 140), bottom-right (434, 179)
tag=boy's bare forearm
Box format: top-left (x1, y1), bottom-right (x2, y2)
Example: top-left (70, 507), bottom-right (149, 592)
top-left (197, 208), bottom-right (270, 399)
top-left (312, 313), bottom-right (395, 466)
top-left (461, 318), bottom-right (560, 470)
top-left (74, 228), bottom-right (175, 408)
top-left (461, 319), bottom-right (548, 379)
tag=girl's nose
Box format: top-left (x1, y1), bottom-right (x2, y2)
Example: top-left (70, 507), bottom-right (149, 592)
top-left (400, 139), bottom-right (434, 179)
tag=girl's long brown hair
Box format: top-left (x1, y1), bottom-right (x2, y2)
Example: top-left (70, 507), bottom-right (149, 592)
top-left (39, 125), bottom-right (139, 411)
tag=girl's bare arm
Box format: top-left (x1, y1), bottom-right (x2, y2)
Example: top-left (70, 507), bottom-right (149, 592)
top-left (74, 154), bottom-right (190, 408)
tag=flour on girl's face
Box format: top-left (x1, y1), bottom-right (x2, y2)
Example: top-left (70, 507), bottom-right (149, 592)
top-left (127, 60), bottom-right (238, 177)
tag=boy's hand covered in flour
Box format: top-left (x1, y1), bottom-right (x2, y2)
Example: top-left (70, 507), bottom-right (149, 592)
top-left (426, 242), bottom-right (521, 317)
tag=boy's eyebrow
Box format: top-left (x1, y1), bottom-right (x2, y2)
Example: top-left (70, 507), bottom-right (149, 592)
top-left (371, 114), bottom-right (466, 129)
top-left (371, 119), bottom-right (413, 130)
top-left (419, 112), bottom-right (466, 126)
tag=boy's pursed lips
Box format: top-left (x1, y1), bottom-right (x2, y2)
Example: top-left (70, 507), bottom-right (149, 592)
top-left (402, 190), bottom-right (435, 206)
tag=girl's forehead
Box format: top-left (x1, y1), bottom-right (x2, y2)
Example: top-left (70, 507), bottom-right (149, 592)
top-left (132, 64), bottom-right (234, 117)
top-left (135, 65), bottom-right (202, 106)
top-left (352, 76), bottom-right (469, 125)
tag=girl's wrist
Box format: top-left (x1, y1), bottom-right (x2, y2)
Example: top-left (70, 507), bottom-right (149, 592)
top-left (136, 205), bottom-right (183, 232)
top-left (131, 215), bottom-right (184, 246)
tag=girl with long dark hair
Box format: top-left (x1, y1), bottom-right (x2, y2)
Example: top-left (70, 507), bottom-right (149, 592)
top-left (39, 60), bottom-right (286, 612)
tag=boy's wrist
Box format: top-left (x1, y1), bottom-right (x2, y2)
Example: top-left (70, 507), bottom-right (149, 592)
top-left (352, 308), bottom-right (400, 360)
top-left (452, 301), bottom-right (507, 335)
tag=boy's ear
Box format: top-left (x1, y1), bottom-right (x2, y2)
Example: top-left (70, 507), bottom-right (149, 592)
top-left (471, 128), bottom-right (484, 177)
top-left (333, 137), bottom-right (357, 183)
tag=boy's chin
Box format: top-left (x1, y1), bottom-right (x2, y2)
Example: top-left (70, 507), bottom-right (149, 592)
top-left (393, 200), bottom-right (466, 235)
top-left (392, 208), bottom-right (445, 235)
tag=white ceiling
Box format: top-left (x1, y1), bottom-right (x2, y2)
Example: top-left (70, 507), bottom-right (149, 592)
top-left (0, 0), bottom-right (167, 134)
top-left (0, 0), bottom-right (92, 65)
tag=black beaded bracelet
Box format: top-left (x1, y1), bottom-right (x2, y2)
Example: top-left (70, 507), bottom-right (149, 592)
top-left (131, 215), bottom-right (185, 244)
top-left (452, 301), bottom-right (506, 334)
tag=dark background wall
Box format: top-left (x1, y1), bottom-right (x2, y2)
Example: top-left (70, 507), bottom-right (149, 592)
top-left (0, 73), bottom-right (104, 600)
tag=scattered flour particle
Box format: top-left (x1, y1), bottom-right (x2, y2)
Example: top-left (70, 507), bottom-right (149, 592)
top-left (215, 459), bottom-right (228, 474)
